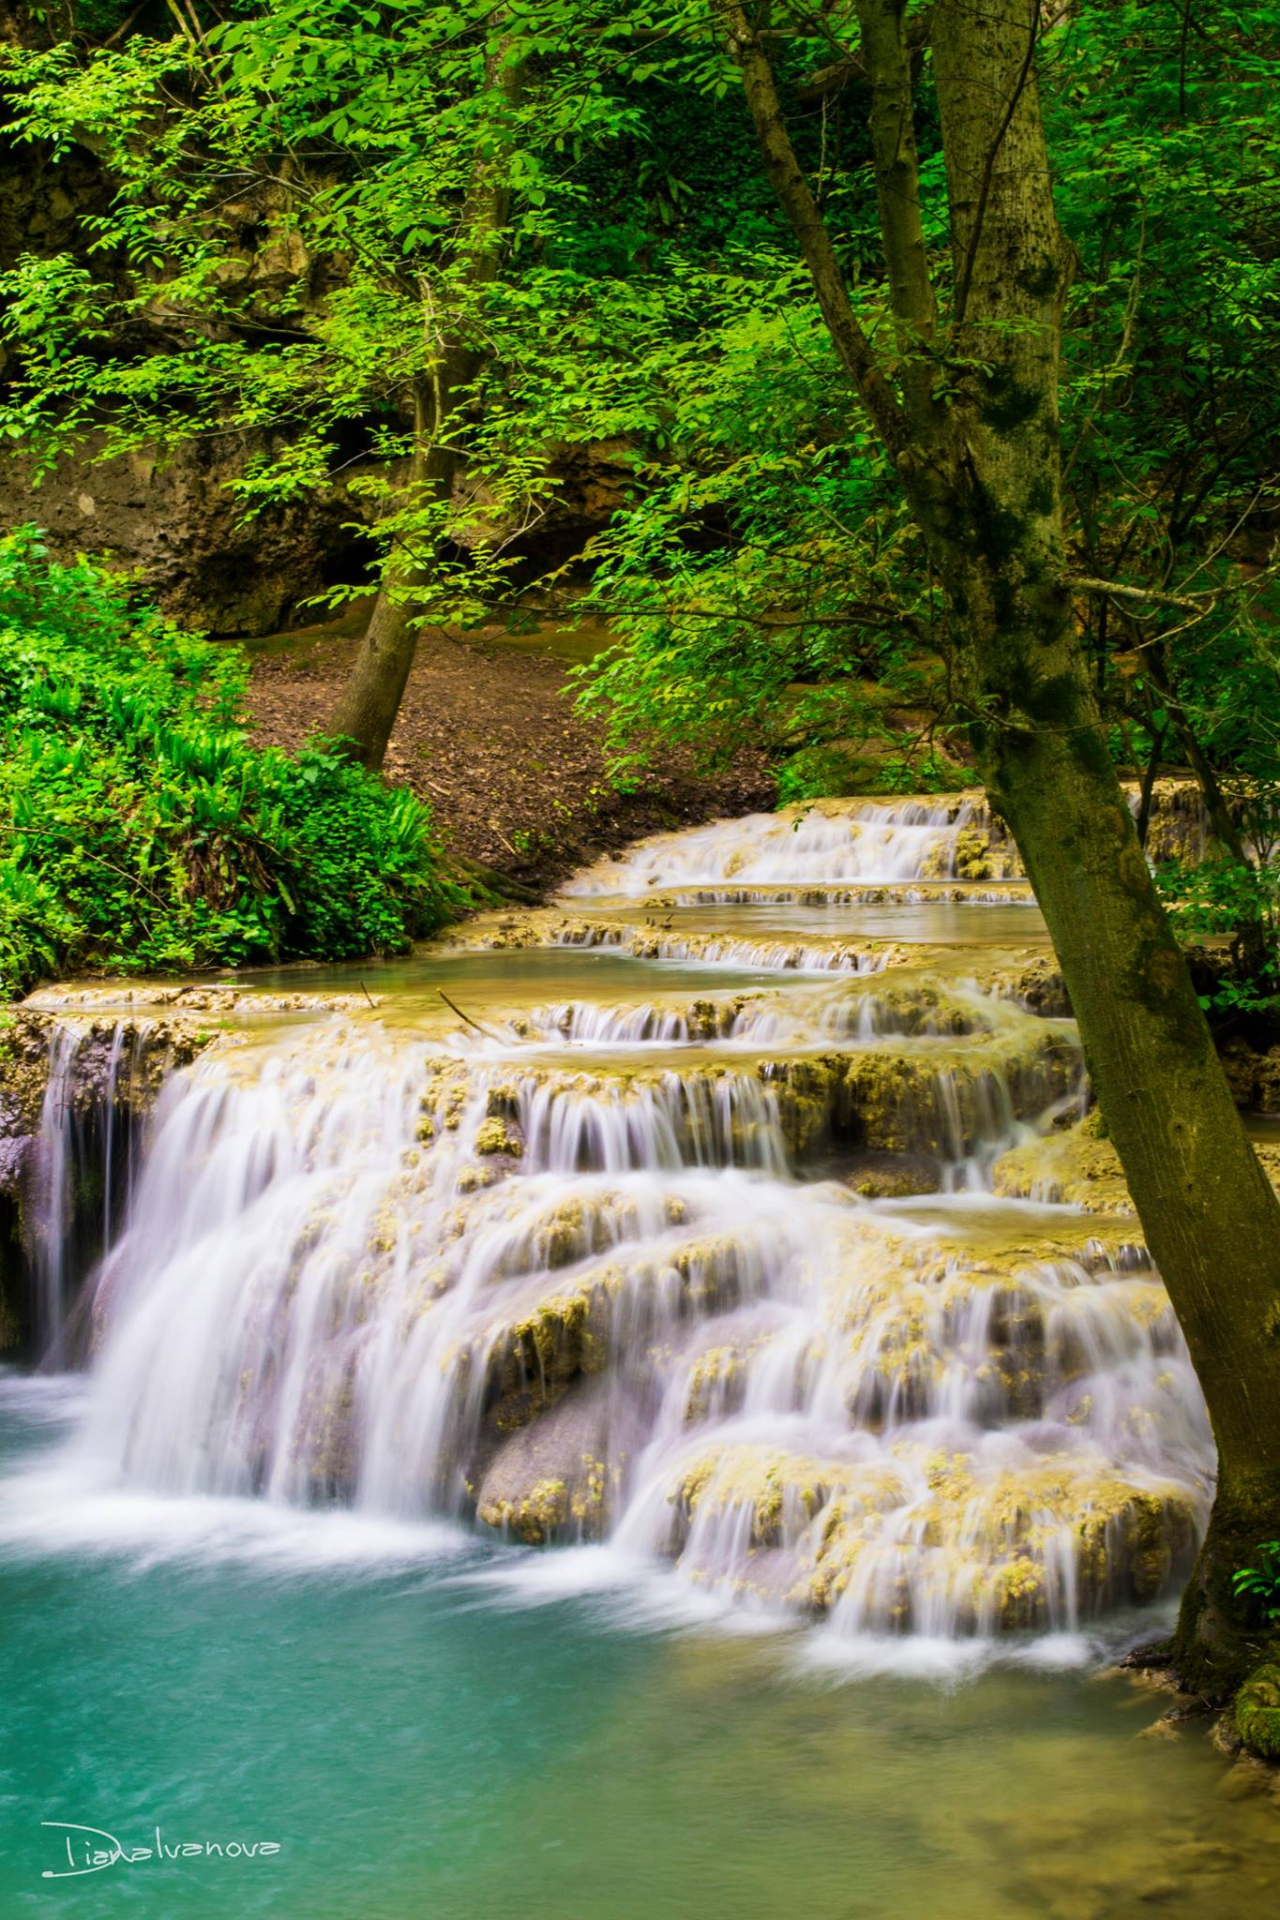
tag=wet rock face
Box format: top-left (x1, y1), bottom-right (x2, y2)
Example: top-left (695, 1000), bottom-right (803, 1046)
top-left (0, 1012), bottom-right (197, 1353)
top-left (0, 1011), bottom-right (199, 1196)
top-left (474, 1380), bottom-right (629, 1543)
top-left (0, 984), bottom-right (379, 1352)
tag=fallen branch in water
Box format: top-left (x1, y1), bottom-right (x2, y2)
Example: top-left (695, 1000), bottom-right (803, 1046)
top-left (438, 988), bottom-right (504, 1042)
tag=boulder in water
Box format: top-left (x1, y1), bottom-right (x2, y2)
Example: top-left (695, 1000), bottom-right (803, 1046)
top-left (475, 1381), bottom-right (626, 1544)
top-left (1234, 1665), bottom-right (1280, 1760)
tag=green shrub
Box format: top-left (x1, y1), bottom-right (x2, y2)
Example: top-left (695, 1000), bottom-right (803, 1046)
top-left (0, 528), bottom-right (458, 996)
top-left (1152, 855), bottom-right (1280, 1018)
top-left (1232, 1542), bottom-right (1280, 1627)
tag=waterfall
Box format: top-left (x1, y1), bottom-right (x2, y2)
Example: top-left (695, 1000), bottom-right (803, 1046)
top-left (560, 798), bottom-right (1013, 893)
top-left (30, 1018), bottom-right (141, 1357)
top-left (33, 794), bottom-right (1214, 1647)
top-left (32, 1023), bottom-right (84, 1349)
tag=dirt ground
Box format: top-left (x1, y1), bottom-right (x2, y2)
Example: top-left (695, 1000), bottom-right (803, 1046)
top-left (247, 611), bottom-right (773, 895)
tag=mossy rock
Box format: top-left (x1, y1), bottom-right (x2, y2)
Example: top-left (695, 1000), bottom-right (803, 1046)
top-left (670, 1444), bottom-right (862, 1553)
top-left (916, 827), bottom-right (1022, 883)
top-left (990, 954), bottom-right (1071, 1018)
top-left (1234, 1664), bottom-right (1280, 1760)
top-left (996, 1108), bottom-right (1280, 1214)
top-left (475, 1380), bottom-right (625, 1544)
top-left (682, 1335), bottom-right (769, 1423)
top-left (795, 1454), bottom-right (1198, 1626)
top-left (841, 1149), bottom-right (941, 1199)
top-left (474, 1115), bottom-right (523, 1157)
top-left (992, 1113), bottom-right (1133, 1213)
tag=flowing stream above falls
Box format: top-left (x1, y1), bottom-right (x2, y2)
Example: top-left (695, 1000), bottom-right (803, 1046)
top-left (15, 794), bottom-right (1217, 1655)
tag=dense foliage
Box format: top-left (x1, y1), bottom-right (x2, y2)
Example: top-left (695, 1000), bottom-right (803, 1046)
top-left (0, 532), bottom-right (455, 995)
top-left (0, 2), bottom-right (1275, 999)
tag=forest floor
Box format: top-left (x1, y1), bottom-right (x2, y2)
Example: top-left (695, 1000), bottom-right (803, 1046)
top-left (245, 604), bottom-right (772, 893)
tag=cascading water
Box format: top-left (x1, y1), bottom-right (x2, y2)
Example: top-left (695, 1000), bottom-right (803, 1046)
top-left (560, 796), bottom-right (1019, 894)
top-left (31, 794), bottom-right (1215, 1652)
top-left (29, 1017), bottom-right (144, 1357)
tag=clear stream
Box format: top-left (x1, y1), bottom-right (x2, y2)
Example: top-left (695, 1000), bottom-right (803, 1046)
top-left (1, 797), bottom-right (1277, 1917)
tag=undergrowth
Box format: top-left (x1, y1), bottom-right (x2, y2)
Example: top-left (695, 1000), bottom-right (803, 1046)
top-left (0, 529), bottom-right (459, 996)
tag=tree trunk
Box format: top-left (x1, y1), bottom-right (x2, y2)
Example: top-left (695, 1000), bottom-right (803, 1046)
top-left (329, 386), bottom-right (451, 772)
top-left (925, 0), bottom-right (1280, 1694)
top-left (1143, 639), bottom-right (1248, 862)
top-left (327, 587), bottom-right (421, 772)
top-left (328, 408), bottom-right (448, 771)
top-left (328, 32), bottom-right (520, 771)
top-left (957, 584), bottom-right (1280, 1694)
top-left (720, 0), bottom-right (1280, 1697)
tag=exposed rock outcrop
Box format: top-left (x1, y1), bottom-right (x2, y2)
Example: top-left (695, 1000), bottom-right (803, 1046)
top-left (475, 1380), bottom-right (628, 1543)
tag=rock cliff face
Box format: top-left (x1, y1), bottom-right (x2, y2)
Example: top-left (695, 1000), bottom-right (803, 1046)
top-left (0, 983), bottom-right (376, 1353)
top-left (0, 431), bottom-right (375, 635)
top-left (0, 1006), bottom-right (212, 1354)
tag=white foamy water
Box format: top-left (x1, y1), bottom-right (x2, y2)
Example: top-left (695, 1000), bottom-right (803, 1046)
top-left (11, 798), bottom-right (1214, 1656)
top-left (561, 797), bottom-right (1017, 895)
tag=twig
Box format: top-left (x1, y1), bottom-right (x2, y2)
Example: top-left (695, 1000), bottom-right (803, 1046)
top-left (100, 3), bottom-right (146, 47)
top-left (438, 988), bottom-right (504, 1041)
top-left (1066, 575), bottom-right (1211, 614)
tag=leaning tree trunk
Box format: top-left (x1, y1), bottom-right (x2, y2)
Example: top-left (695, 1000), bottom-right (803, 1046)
top-left (328, 383), bottom-right (462, 772)
top-left (327, 587), bottom-right (421, 773)
top-left (925, 0), bottom-right (1280, 1694)
top-left (720, 0), bottom-right (1280, 1696)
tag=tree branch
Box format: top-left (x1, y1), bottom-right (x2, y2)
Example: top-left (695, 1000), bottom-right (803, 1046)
top-left (714, 0), bottom-right (914, 463)
top-left (1067, 575), bottom-right (1216, 614)
top-left (796, 5), bottom-right (933, 103)
top-left (854, 0), bottom-right (938, 420)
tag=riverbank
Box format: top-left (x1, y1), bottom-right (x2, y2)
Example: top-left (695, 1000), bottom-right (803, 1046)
top-left (246, 611), bottom-right (773, 891)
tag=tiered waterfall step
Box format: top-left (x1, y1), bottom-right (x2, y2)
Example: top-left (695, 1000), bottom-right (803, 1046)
top-left (51, 783), bottom-right (1223, 1644)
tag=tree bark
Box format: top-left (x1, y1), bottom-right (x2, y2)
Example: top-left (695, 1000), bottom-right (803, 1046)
top-left (328, 381), bottom-right (465, 772)
top-left (720, 0), bottom-right (1280, 1695)
top-left (327, 583), bottom-right (422, 773)
top-left (854, 0), bottom-right (937, 415)
top-left (926, 0), bottom-right (1280, 1695)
